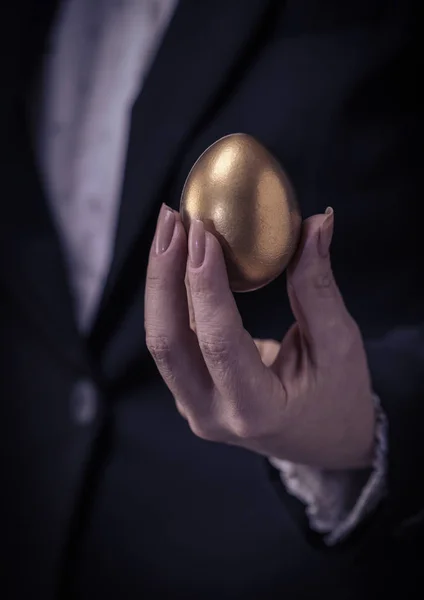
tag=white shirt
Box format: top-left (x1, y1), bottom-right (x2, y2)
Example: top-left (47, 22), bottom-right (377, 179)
top-left (35, 0), bottom-right (386, 545)
top-left (36, 0), bottom-right (178, 330)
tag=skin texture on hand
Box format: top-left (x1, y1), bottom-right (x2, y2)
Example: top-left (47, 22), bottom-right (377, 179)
top-left (145, 204), bottom-right (376, 471)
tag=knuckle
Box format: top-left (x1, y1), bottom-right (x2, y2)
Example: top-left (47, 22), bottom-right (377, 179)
top-left (146, 271), bottom-right (168, 294)
top-left (146, 333), bottom-right (176, 367)
top-left (189, 408), bottom-right (263, 444)
top-left (312, 269), bottom-right (334, 297)
top-left (228, 415), bottom-right (258, 440)
top-left (198, 333), bottom-right (233, 367)
top-left (189, 264), bottom-right (217, 296)
top-left (189, 418), bottom-right (220, 442)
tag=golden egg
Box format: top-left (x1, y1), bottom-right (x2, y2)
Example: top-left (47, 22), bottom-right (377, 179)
top-left (180, 133), bottom-right (302, 292)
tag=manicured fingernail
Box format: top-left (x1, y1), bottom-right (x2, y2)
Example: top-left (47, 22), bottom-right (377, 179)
top-left (155, 204), bottom-right (176, 254)
top-left (189, 219), bottom-right (206, 267)
top-left (318, 207), bottom-right (334, 258)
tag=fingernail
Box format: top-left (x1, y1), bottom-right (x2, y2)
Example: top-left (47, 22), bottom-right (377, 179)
top-left (189, 219), bottom-right (206, 268)
top-left (318, 207), bottom-right (334, 258)
top-left (155, 204), bottom-right (176, 255)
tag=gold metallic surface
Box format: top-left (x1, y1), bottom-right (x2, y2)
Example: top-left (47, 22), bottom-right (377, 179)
top-left (180, 133), bottom-right (302, 292)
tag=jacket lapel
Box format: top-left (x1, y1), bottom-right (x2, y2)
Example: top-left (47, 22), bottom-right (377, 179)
top-left (98, 0), bottom-right (275, 315)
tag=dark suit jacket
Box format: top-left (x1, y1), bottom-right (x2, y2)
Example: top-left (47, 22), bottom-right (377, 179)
top-left (1, 1), bottom-right (423, 598)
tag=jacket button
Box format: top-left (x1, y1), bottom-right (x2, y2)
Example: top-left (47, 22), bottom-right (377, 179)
top-left (70, 379), bottom-right (98, 425)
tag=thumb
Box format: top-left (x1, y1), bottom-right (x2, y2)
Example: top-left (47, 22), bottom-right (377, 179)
top-left (286, 208), bottom-right (351, 358)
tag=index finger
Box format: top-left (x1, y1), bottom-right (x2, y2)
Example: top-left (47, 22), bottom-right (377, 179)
top-left (145, 206), bottom-right (212, 408)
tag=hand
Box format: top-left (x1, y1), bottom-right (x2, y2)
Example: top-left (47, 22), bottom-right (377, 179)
top-left (145, 204), bottom-right (375, 470)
